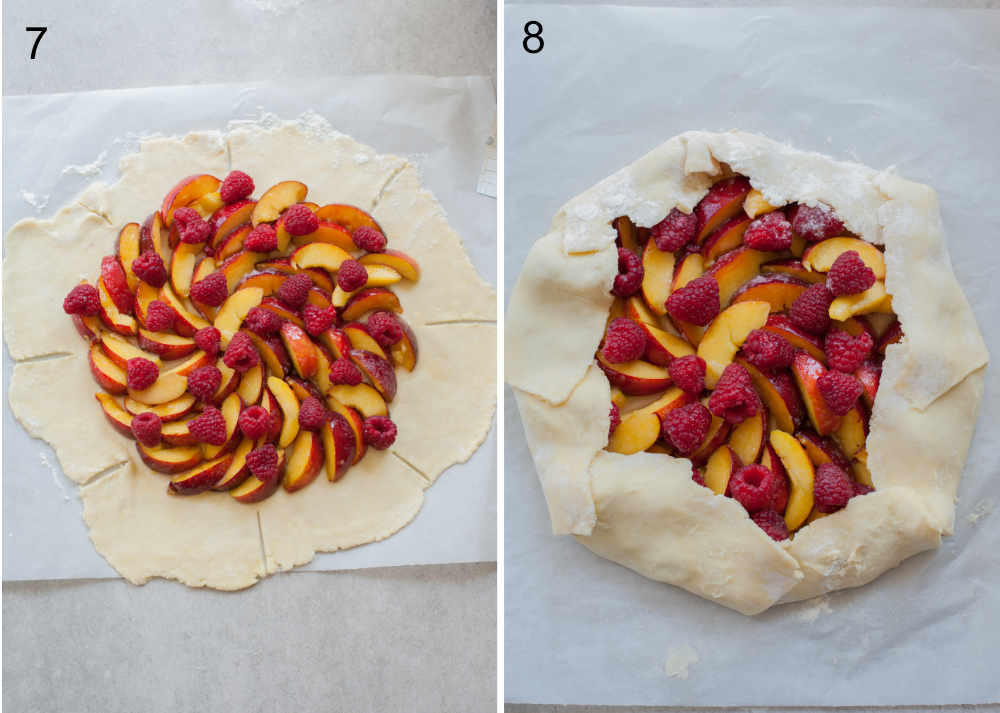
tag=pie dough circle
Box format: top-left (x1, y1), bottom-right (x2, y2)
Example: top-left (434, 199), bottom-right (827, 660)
top-left (507, 130), bottom-right (988, 615)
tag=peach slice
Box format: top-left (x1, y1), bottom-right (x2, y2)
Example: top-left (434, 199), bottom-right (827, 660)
top-left (343, 322), bottom-right (389, 360)
top-left (360, 249), bottom-right (420, 282)
top-left (690, 413), bottom-right (730, 466)
top-left (855, 360), bottom-right (881, 409)
top-left (218, 250), bottom-right (259, 294)
top-left (158, 283), bottom-right (210, 337)
top-left (794, 431), bottom-right (851, 473)
top-left (729, 407), bottom-right (767, 465)
top-left (214, 286), bottom-right (264, 338)
top-left (169, 242), bottom-right (203, 299)
top-left (672, 251), bottom-right (705, 292)
top-left (251, 180), bottom-right (307, 226)
top-left (210, 200), bottom-right (256, 249)
top-left (790, 234), bottom-right (807, 258)
top-left (829, 281), bottom-right (891, 321)
top-left (791, 351), bottom-right (842, 436)
top-left (877, 320), bottom-right (903, 354)
top-left (166, 454), bottom-right (232, 495)
top-left (759, 258), bottom-right (827, 284)
top-left (237, 271), bottom-right (287, 296)
top-left (734, 358), bottom-right (801, 434)
top-left (313, 344), bottom-right (334, 394)
top-left (161, 418), bottom-right (199, 447)
top-left (632, 386), bottom-right (693, 423)
top-left (731, 274), bottom-right (808, 312)
top-left (89, 343), bottom-right (128, 393)
top-left (161, 174), bottom-right (221, 227)
top-left (328, 383), bottom-right (388, 418)
top-left (696, 300), bottom-right (770, 388)
top-left (319, 328), bottom-right (352, 360)
top-left (258, 297), bottom-right (306, 329)
top-left (230, 450), bottom-right (286, 503)
top-left (259, 387), bottom-right (284, 443)
top-left (291, 221), bottom-right (357, 251)
top-left (705, 246), bottom-right (780, 307)
top-left (73, 313), bottom-right (103, 343)
top-left (137, 329), bottom-right (197, 361)
top-left (760, 314), bottom-right (826, 363)
top-left (190, 189), bottom-right (225, 219)
top-left (267, 376), bottom-right (300, 448)
top-left (832, 403), bottom-right (868, 459)
top-left (851, 449), bottom-right (874, 487)
top-left (170, 350), bottom-right (214, 377)
top-left (701, 214), bottom-right (751, 263)
top-left (610, 388), bottom-right (627, 408)
top-left (314, 203), bottom-right (381, 234)
top-left (116, 222), bottom-right (142, 290)
top-left (640, 239), bottom-right (676, 316)
top-left (284, 377), bottom-right (321, 404)
top-left (801, 237), bottom-right (886, 279)
top-left (623, 295), bottom-right (658, 327)
top-left (95, 392), bottom-right (135, 437)
top-left (99, 332), bottom-right (161, 370)
top-left (100, 255), bottom-right (134, 315)
top-left (743, 189), bottom-right (777, 219)
top-left (289, 242), bottom-right (352, 273)
top-left (759, 442), bottom-right (788, 483)
top-left (389, 317), bottom-right (419, 372)
top-left (279, 322), bottom-right (318, 379)
top-left (322, 413), bottom-right (357, 482)
top-left (252, 258), bottom-right (334, 292)
top-left (203, 392), bottom-right (243, 459)
top-left (350, 349), bottom-right (397, 402)
top-left (769, 430), bottom-right (815, 532)
top-left (138, 443), bottom-right (204, 474)
top-left (245, 331), bottom-right (288, 379)
top-left (97, 278), bottom-right (138, 337)
top-left (212, 360), bottom-right (241, 406)
top-left (614, 215), bottom-right (641, 255)
top-left (704, 444), bottom-right (740, 495)
top-left (305, 287), bottom-right (333, 310)
top-left (342, 288), bottom-right (402, 323)
top-left (283, 430), bottom-right (326, 492)
top-left (124, 394), bottom-right (196, 422)
top-left (327, 398), bottom-right (366, 464)
top-left (189, 257), bottom-right (219, 320)
top-left (133, 282), bottom-right (160, 329)
top-left (695, 177), bottom-right (752, 243)
top-left (140, 211), bottom-right (169, 261)
top-left (215, 224), bottom-right (253, 262)
top-left (128, 370), bottom-right (188, 406)
top-left (596, 354), bottom-right (671, 396)
top-left (608, 411), bottom-right (661, 455)
top-left (237, 363), bottom-right (264, 405)
top-left (212, 438), bottom-right (256, 491)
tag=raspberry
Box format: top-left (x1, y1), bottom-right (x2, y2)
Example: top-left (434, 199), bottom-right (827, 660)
top-left (814, 463), bottom-right (854, 513)
top-left (661, 402), bottom-right (711, 456)
top-left (751, 509), bottom-right (789, 541)
top-left (126, 357), bottom-right (159, 391)
top-left (276, 273), bottom-right (312, 310)
top-left (825, 329), bottom-right (874, 373)
top-left (131, 411), bottom-right (162, 447)
top-left (62, 283), bottom-right (101, 316)
top-left (742, 329), bottom-right (794, 372)
top-left (303, 304), bottom-right (337, 337)
top-left (827, 250), bottom-right (876, 296)
top-left (283, 204), bottom-right (319, 236)
top-left (789, 203), bottom-right (844, 243)
top-left (743, 211), bottom-right (793, 251)
top-left (665, 275), bottom-right (720, 326)
top-left (131, 251), bottom-right (168, 287)
top-left (353, 226), bottom-right (387, 253)
top-left (238, 405), bottom-right (271, 440)
top-left (337, 259), bottom-right (368, 292)
top-left (190, 271), bottom-right (229, 307)
top-left (601, 318), bottom-right (646, 363)
top-left (330, 358), bottom-right (363, 386)
top-left (246, 444), bottom-right (280, 483)
top-left (219, 170), bottom-right (254, 204)
top-left (144, 300), bottom-right (176, 332)
top-left (611, 247), bottom-right (643, 298)
top-left (367, 311), bottom-right (403, 348)
top-left (729, 465), bottom-right (777, 513)
top-left (789, 283), bottom-right (834, 335)
top-left (692, 464), bottom-right (707, 487)
top-left (852, 482), bottom-right (875, 497)
top-left (609, 402), bottom-right (621, 437)
top-left (708, 363), bottom-right (760, 425)
top-left (223, 331), bottom-right (260, 373)
top-left (650, 208), bottom-right (698, 252)
top-left (244, 307), bottom-right (283, 336)
top-left (173, 207), bottom-right (212, 244)
top-left (244, 224), bottom-right (278, 253)
top-left (363, 415), bottom-right (397, 450)
top-left (298, 396), bottom-right (329, 431)
top-left (188, 406), bottom-right (228, 446)
top-left (667, 354), bottom-right (706, 395)
top-left (817, 370), bottom-right (863, 415)
top-left (187, 365), bottom-right (222, 402)
top-left (194, 327), bottom-right (221, 357)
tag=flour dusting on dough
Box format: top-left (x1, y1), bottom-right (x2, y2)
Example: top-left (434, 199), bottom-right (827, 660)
top-left (664, 644), bottom-right (699, 680)
top-left (967, 499), bottom-right (994, 525)
top-left (40, 453), bottom-right (71, 502)
top-left (797, 594), bottom-right (833, 622)
top-left (62, 151), bottom-right (107, 177)
top-left (19, 190), bottom-right (49, 213)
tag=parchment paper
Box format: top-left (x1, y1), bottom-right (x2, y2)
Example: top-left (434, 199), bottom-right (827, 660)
top-left (3, 75), bottom-right (497, 581)
top-left (503, 5), bottom-right (1000, 706)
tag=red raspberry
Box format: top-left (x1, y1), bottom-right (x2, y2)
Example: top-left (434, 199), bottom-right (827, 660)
top-left (303, 304), bottom-right (337, 337)
top-left (789, 283), bottom-right (833, 335)
top-left (144, 300), bottom-right (176, 332)
top-left (330, 358), bottom-right (363, 386)
top-left (337, 259), bottom-right (368, 292)
top-left (223, 331), bottom-right (260, 372)
top-left (650, 208), bottom-right (698, 252)
top-left (298, 396), bottom-right (329, 431)
top-left (190, 271), bottom-right (229, 307)
top-left (662, 402), bottom-right (712, 455)
top-left (367, 311), bottom-right (403, 348)
top-left (814, 462), bottom-right (854, 512)
top-left (751, 509), bottom-right (789, 541)
top-left (742, 329), bottom-right (794, 372)
top-left (743, 211), bottom-right (793, 251)
top-left (173, 207), bottom-right (212, 244)
top-left (244, 307), bottom-right (283, 336)
top-left (730, 465), bottom-right (777, 513)
top-left (187, 365), bottom-right (222, 402)
top-left (189, 406), bottom-right (228, 446)
top-left (363, 415), bottom-right (397, 450)
top-left (667, 354), bottom-right (706, 395)
top-left (238, 405), bottom-right (271, 440)
top-left (244, 224), bottom-right (278, 253)
top-left (282, 204), bottom-right (319, 236)
top-left (601, 318), bottom-right (646, 363)
top-left (665, 275), bottom-right (720, 326)
top-left (246, 443), bottom-right (280, 482)
top-left (817, 370), bottom-right (863, 415)
top-left (611, 247), bottom-right (643, 298)
top-left (827, 250), bottom-right (876, 296)
top-left (62, 283), bottom-right (101, 316)
top-left (852, 481), bottom-right (875, 497)
top-left (276, 273), bottom-right (312, 310)
top-left (608, 402), bottom-right (621, 437)
top-left (194, 327), bottom-right (221, 357)
top-left (825, 328), bottom-right (874, 373)
top-left (789, 203), bottom-right (844, 242)
top-left (692, 464), bottom-right (707, 487)
top-left (219, 170), bottom-right (254, 203)
top-left (353, 226), bottom-right (387, 253)
top-left (708, 363), bottom-right (760, 424)
top-left (128, 412), bottom-right (162, 449)
top-left (126, 357), bottom-right (159, 391)
top-left (131, 251), bottom-right (168, 287)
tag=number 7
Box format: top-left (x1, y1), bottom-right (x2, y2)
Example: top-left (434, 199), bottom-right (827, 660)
top-left (26, 26), bottom-right (47, 60)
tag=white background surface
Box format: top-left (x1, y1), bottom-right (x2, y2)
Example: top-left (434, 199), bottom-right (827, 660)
top-left (2, 2), bottom-right (497, 712)
top-left (504, 3), bottom-right (1000, 709)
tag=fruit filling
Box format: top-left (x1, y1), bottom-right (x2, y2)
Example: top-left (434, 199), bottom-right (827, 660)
top-left (600, 176), bottom-right (900, 540)
top-left (64, 171), bottom-right (421, 502)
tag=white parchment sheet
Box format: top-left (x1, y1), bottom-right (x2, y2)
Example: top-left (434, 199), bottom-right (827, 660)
top-left (504, 5), bottom-right (1000, 707)
top-left (3, 75), bottom-right (497, 581)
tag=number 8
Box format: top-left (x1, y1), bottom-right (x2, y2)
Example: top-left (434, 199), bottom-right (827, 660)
top-left (523, 21), bottom-right (543, 54)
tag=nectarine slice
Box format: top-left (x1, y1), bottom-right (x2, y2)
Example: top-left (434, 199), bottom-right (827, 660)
top-left (267, 376), bottom-right (300, 448)
top-left (801, 237), bottom-right (886, 280)
top-left (314, 204), bottom-right (381, 234)
top-left (596, 354), bottom-right (671, 396)
top-left (640, 239), bottom-right (675, 316)
top-left (89, 343), bottom-right (128, 394)
top-left (328, 383), bottom-right (388, 418)
top-left (161, 174), bottom-right (221, 226)
top-left (252, 180), bottom-right (308, 226)
top-left (769, 430), bottom-right (815, 532)
top-left (212, 438), bottom-right (256, 491)
top-left (697, 300), bottom-right (770, 388)
top-left (282, 430), bottom-right (325, 493)
top-left (704, 444), bottom-right (739, 495)
top-left (608, 411), bottom-right (660, 455)
top-left (322, 413), bottom-right (356, 482)
top-left (289, 242), bottom-right (352, 273)
top-left (214, 286), bottom-right (264, 339)
top-left (359, 249), bottom-right (420, 282)
top-left (743, 189), bottom-right (777, 219)
top-left (95, 392), bottom-right (134, 437)
top-left (168, 454), bottom-right (233, 495)
top-left (123, 393), bottom-right (196, 422)
top-left (828, 281), bottom-right (891, 321)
